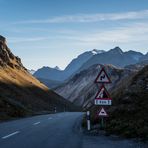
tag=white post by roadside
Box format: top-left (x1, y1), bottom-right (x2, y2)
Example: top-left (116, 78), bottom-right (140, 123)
top-left (86, 111), bottom-right (91, 131)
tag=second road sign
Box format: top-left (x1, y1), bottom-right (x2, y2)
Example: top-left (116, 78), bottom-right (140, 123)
top-left (94, 85), bottom-right (112, 105)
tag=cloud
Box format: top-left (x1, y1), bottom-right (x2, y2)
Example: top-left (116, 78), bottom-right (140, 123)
top-left (15, 9), bottom-right (148, 24)
top-left (45, 22), bottom-right (148, 49)
top-left (8, 37), bottom-right (49, 43)
top-left (8, 21), bottom-right (148, 54)
top-left (9, 22), bottom-right (148, 46)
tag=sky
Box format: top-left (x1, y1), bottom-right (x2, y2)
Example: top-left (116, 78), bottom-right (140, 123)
top-left (0, 0), bottom-right (148, 70)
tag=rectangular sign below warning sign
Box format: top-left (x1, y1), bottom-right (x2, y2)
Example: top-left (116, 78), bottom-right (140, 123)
top-left (95, 99), bottom-right (112, 105)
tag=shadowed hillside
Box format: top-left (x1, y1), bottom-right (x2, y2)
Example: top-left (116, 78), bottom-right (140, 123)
top-left (0, 35), bottom-right (78, 121)
top-left (105, 65), bottom-right (148, 139)
top-left (88, 65), bottom-right (148, 140)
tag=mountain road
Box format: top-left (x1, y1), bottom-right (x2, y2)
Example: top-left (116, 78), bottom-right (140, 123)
top-left (0, 112), bottom-right (147, 148)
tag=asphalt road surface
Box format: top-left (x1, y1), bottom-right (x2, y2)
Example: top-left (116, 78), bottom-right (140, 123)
top-left (0, 112), bottom-right (147, 148)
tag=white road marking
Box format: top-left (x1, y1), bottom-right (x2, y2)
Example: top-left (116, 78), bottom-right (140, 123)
top-left (33, 122), bottom-right (40, 125)
top-left (2, 131), bottom-right (20, 139)
top-left (48, 117), bottom-right (52, 120)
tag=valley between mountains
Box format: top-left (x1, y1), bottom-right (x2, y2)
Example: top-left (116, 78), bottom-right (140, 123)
top-left (0, 35), bottom-right (148, 141)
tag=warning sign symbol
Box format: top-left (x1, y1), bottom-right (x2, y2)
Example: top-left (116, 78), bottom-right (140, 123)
top-left (98, 107), bottom-right (108, 117)
top-left (95, 85), bottom-right (111, 100)
top-left (95, 68), bottom-right (111, 83)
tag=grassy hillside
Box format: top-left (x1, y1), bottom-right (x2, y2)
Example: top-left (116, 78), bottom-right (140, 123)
top-left (105, 65), bottom-right (148, 139)
top-left (88, 65), bottom-right (148, 140)
top-left (0, 36), bottom-right (78, 121)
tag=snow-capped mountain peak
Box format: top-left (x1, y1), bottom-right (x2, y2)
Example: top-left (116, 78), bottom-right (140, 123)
top-left (91, 49), bottom-right (105, 55)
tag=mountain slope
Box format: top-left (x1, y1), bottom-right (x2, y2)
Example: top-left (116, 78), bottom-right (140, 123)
top-left (55, 64), bottom-right (134, 108)
top-left (37, 77), bottom-right (62, 88)
top-left (124, 60), bottom-right (148, 71)
top-left (105, 65), bottom-right (148, 139)
top-left (139, 52), bottom-right (148, 62)
top-left (0, 35), bottom-right (77, 121)
top-left (63, 49), bottom-right (105, 78)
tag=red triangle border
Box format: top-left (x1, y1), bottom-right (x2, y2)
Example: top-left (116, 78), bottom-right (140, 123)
top-left (95, 67), bottom-right (111, 83)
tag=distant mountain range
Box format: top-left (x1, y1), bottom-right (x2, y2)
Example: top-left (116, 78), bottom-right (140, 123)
top-left (37, 78), bottom-right (62, 88)
top-left (33, 49), bottom-right (102, 82)
top-left (78, 47), bottom-right (145, 72)
top-left (33, 47), bottom-right (148, 87)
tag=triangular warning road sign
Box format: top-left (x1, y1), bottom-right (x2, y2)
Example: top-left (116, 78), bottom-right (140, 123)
top-left (95, 85), bottom-right (111, 100)
top-left (95, 68), bottom-right (111, 83)
top-left (98, 107), bottom-right (108, 117)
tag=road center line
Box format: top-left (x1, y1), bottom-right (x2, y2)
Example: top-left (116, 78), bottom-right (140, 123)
top-left (2, 131), bottom-right (20, 139)
top-left (33, 122), bottom-right (41, 125)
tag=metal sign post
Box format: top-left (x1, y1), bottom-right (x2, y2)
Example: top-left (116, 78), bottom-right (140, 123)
top-left (101, 117), bottom-right (104, 129)
top-left (86, 111), bottom-right (91, 131)
top-left (98, 107), bottom-right (108, 128)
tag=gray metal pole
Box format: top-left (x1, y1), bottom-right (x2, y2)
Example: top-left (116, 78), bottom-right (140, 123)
top-left (87, 111), bottom-right (91, 131)
top-left (101, 117), bottom-right (104, 129)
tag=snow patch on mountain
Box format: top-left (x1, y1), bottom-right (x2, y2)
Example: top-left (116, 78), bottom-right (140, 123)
top-left (91, 49), bottom-right (105, 55)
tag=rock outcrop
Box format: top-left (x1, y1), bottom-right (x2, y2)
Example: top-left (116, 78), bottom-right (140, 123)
top-left (0, 35), bottom-right (25, 69)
